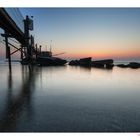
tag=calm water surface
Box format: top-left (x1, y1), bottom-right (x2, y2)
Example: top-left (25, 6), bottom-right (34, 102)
top-left (0, 62), bottom-right (140, 132)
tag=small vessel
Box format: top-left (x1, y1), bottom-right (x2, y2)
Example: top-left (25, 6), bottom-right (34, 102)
top-left (69, 57), bottom-right (92, 66)
top-left (37, 56), bottom-right (67, 66)
top-left (37, 51), bottom-right (67, 66)
top-left (91, 59), bottom-right (114, 68)
top-left (79, 57), bottom-right (92, 66)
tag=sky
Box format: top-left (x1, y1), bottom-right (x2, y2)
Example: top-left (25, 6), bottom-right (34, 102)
top-left (1, 8), bottom-right (140, 60)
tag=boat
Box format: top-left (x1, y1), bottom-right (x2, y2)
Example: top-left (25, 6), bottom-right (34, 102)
top-left (91, 59), bottom-right (114, 68)
top-left (36, 51), bottom-right (67, 66)
top-left (116, 62), bottom-right (140, 69)
top-left (69, 57), bottom-right (92, 66)
top-left (37, 56), bottom-right (67, 66)
top-left (79, 57), bottom-right (92, 66)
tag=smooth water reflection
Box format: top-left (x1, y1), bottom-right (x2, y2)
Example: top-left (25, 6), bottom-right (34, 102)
top-left (0, 64), bottom-right (140, 132)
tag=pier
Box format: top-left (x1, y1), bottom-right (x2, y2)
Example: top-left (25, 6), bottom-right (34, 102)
top-left (0, 8), bottom-right (38, 71)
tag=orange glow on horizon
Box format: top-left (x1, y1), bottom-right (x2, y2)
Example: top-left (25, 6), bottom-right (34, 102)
top-left (62, 49), bottom-right (140, 60)
top-left (55, 40), bottom-right (140, 60)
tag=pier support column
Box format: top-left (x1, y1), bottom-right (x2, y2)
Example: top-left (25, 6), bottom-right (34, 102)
top-left (20, 44), bottom-right (24, 60)
top-left (24, 15), bottom-right (33, 64)
top-left (4, 30), bottom-right (11, 71)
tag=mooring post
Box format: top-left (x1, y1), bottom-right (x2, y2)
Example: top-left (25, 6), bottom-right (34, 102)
top-left (5, 30), bottom-right (11, 71)
top-left (31, 35), bottom-right (34, 58)
top-left (20, 44), bottom-right (23, 60)
top-left (35, 44), bottom-right (38, 59)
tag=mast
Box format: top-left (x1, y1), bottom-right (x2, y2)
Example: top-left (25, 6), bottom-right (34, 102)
top-left (50, 40), bottom-right (52, 53)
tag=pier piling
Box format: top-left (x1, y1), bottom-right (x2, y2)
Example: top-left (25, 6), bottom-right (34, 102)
top-left (4, 31), bottom-right (11, 71)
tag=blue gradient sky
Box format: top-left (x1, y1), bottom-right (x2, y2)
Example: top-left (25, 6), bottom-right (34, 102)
top-left (5, 8), bottom-right (140, 60)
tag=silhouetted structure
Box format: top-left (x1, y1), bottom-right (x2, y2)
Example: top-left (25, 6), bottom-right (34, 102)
top-left (69, 58), bottom-right (114, 69)
top-left (69, 57), bottom-right (92, 66)
top-left (116, 62), bottom-right (140, 69)
top-left (0, 8), bottom-right (38, 69)
top-left (91, 59), bottom-right (114, 68)
top-left (37, 50), bottom-right (67, 66)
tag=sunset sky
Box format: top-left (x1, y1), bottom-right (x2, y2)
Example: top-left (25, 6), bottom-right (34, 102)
top-left (1, 8), bottom-right (140, 60)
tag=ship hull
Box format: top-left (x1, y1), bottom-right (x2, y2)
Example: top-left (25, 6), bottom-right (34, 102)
top-left (37, 57), bottom-right (67, 66)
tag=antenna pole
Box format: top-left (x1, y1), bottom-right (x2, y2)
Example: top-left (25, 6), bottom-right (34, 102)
top-left (50, 40), bottom-right (52, 53)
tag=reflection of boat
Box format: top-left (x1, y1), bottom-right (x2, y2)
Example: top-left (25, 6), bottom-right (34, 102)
top-left (37, 51), bottom-right (67, 66)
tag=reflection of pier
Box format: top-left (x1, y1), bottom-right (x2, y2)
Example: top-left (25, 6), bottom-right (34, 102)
top-left (0, 66), bottom-right (37, 132)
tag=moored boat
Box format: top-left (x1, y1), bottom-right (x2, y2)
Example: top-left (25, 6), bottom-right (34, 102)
top-left (69, 57), bottom-right (92, 66)
top-left (79, 57), bottom-right (92, 66)
top-left (91, 59), bottom-right (114, 68)
top-left (36, 50), bottom-right (67, 66)
top-left (37, 56), bottom-right (67, 66)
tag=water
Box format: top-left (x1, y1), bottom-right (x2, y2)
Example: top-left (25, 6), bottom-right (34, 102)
top-left (0, 62), bottom-right (140, 132)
